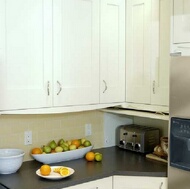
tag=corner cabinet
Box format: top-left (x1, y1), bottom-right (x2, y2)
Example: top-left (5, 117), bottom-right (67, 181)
top-left (113, 176), bottom-right (168, 189)
top-left (63, 177), bottom-right (112, 189)
top-left (171, 0), bottom-right (190, 55)
top-left (100, 0), bottom-right (125, 103)
top-left (125, 0), bottom-right (170, 112)
top-left (0, 0), bottom-right (53, 110)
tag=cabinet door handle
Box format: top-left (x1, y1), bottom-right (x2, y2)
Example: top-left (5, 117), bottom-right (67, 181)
top-left (103, 80), bottom-right (107, 93)
top-left (57, 81), bottom-right (62, 95)
top-left (159, 182), bottom-right (163, 189)
top-left (153, 80), bottom-right (156, 94)
top-left (47, 81), bottom-right (50, 96)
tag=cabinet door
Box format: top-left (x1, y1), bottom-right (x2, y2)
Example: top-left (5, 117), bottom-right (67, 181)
top-left (0, 0), bottom-right (52, 110)
top-left (53, 0), bottom-right (99, 106)
top-left (151, 0), bottom-right (169, 106)
top-left (126, 0), bottom-right (151, 104)
top-left (173, 0), bottom-right (190, 44)
top-left (100, 0), bottom-right (125, 103)
top-left (64, 176), bottom-right (112, 189)
top-left (113, 176), bottom-right (168, 189)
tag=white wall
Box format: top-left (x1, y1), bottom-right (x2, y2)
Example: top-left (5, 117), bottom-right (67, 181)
top-left (103, 113), bottom-right (133, 147)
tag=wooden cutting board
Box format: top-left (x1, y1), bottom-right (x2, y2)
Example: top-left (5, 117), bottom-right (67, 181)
top-left (146, 153), bottom-right (168, 163)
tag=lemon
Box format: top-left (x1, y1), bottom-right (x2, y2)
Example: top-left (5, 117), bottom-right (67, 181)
top-left (59, 167), bottom-right (70, 176)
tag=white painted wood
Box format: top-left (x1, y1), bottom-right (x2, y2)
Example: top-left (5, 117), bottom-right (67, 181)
top-left (63, 176), bottom-right (112, 189)
top-left (171, 0), bottom-right (190, 55)
top-left (0, 0), bottom-right (52, 110)
top-left (101, 108), bottom-right (169, 121)
top-left (113, 176), bottom-right (168, 189)
top-left (126, 0), bottom-right (169, 109)
top-left (173, 0), bottom-right (190, 44)
top-left (53, 0), bottom-right (99, 106)
top-left (0, 102), bottom-right (123, 115)
top-left (126, 0), bottom-right (152, 104)
top-left (100, 0), bottom-right (125, 103)
top-left (151, 0), bottom-right (170, 106)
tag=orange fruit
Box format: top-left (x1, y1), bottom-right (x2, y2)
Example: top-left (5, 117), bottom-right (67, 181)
top-left (40, 164), bottom-right (51, 176)
top-left (85, 151), bottom-right (95, 161)
top-left (31, 147), bottom-right (42, 154)
top-left (59, 167), bottom-right (70, 176)
top-left (71, 139), bottom-right (81, 148)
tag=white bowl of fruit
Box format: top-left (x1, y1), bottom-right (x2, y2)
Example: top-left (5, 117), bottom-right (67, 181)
top-left (31, 138), bottom-right (93, 164)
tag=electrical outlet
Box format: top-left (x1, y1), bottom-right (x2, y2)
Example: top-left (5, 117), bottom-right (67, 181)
top-left (85, 124), bottom-right (92, 136)
top-left (24, 131), bottom-right (32, 145)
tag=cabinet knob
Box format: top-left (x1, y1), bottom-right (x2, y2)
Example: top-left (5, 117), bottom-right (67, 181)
top-left (57, 81), bottom-right (62, 95)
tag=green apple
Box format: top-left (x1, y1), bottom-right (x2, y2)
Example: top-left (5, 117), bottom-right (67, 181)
top-left (83, 140), bottom-right (91, 147)
top-left (78, 145), bottom-right (85, 149)
top-left (95, 153), bottom-right (103, 162)
top-left (69, 144), bottom-right (77, 150)
top-left (60, 144), bottom-right (69, 151)
top-left (58, 139), bottom-right (65, 146)
top-left (66, 140), bottom-right (72, 146)
top-left (55, 146), bottom-right (63, 152)
top-left (43, 146), bottom-right (51, 153)
top-left (80, 138), bottom-right (86, 145)
top-left (49, 140), bottom-right (57, 150)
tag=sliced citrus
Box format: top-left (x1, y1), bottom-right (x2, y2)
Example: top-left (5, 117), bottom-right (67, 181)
top-left (59, 167), bottom-right (70, 176)
top-left (53, 167), bottom-right (61, 173)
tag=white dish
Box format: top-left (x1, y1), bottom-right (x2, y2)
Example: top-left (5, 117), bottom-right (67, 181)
top-left (0, 149), bottom-right (25, 174)
top-left (32, 146), bottom-right (93, 164)
top-left (36, 166), bottom-right (75, 180)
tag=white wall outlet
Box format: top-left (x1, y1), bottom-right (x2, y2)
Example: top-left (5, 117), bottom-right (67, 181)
top-left (24, 131), bottom-right (32, 145)
top-left (85, 124), bottom-right (92, 136)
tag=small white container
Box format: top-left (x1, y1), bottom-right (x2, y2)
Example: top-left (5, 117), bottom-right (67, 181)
top-left (0, 149), bottom-right (25, 174)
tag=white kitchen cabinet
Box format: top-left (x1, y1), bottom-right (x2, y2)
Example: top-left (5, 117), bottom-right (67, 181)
top-left (53, 0), bottom-right (100, 106)
top-left (171, 0), bottom-right (190, 55)
top-left (100, 0), bottom-right (125, 103)
top-left (113, 176), bottom-right (168, 189)
top-left (63, 176), bottom-right (112, 189)
top-left (0, 0), bottom-right (52, 110)
top-left (125, 0), bottom-right (170, 112)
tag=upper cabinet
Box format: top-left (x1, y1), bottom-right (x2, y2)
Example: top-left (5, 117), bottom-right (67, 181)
top-left (126, 0), bottom-right (151, 104)
top-left (171, 0), bottom-right (190, 55)
top-left (53, 0), bottom-right (100, 106)
top-left (100, 0), bottom-right (125, 103)
top-left (0, 0), bottom-right (125, 113)
top-left (0, 0), bottom-right (53, 110)
top-left (125, 0), bottom-right (170, 112)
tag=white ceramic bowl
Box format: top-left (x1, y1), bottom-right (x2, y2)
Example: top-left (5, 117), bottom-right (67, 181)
top-left (32, 146), bottom-right (93, 164)
top-left (0, 149), bottom-right (25, 174)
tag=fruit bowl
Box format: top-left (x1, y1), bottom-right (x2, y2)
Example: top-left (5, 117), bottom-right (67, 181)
top-left (31, 146), bottom-right (93, 164)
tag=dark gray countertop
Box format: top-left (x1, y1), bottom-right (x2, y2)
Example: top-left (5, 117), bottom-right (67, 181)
top-left (0, 146), bottom-right (167, 189)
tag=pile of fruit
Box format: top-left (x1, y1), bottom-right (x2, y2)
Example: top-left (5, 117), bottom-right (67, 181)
top-left (85, 151), bottom-right (103, 162)
top-left (31, 138), bottom-right (92, 154)
top-left (40, 165), bottom-right (70, 176)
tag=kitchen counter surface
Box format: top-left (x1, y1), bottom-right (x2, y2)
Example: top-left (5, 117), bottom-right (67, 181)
top-left (0, 146), bottom-right (167, 189)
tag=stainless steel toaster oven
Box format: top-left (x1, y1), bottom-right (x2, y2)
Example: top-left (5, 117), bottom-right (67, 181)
top-left (116, 124), bottom-right (160, 153)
